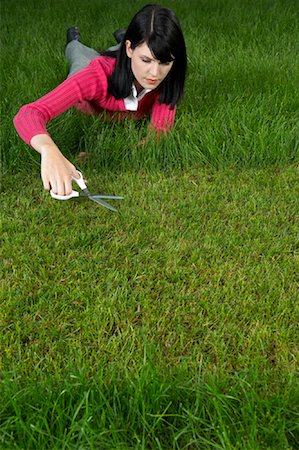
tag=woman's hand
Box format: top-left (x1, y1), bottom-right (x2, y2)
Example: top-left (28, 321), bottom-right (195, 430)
top-left (40, 147), bottom-right (79, 195)
top-left (30, 134), bottom-right (80, 196)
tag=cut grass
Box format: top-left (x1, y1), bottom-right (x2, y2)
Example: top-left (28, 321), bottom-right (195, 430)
top-left (1, 166), bottom-right (299, 448)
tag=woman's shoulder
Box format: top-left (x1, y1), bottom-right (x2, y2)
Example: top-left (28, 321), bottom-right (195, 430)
top-left (88, 55), bottom-right (117, 75)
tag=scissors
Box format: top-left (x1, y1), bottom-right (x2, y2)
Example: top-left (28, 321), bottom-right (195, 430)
top-left (50, 171), bottom-right (123, 212)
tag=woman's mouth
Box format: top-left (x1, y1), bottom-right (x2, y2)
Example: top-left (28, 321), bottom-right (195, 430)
top-left (146, 79), bottom-right (158, 84)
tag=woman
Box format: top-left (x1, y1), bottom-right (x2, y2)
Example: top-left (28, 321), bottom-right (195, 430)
top-left (14, 4), bottom-right (187, 196)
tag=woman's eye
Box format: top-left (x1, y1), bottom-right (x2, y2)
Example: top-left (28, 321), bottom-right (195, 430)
top-left (141, 58), bottom-right (151, 63)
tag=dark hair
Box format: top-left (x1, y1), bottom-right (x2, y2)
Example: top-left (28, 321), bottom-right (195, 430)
top-left (102, 4), bottom-right (187, 109)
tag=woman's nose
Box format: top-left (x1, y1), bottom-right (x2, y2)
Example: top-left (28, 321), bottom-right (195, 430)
top-left (149, 62), bottom-right (159, 77)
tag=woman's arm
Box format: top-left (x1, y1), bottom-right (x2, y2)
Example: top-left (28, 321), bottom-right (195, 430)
top-left (14, 63), bottom-right (103, 145)
top-left (14, 59), bottom-right (108, 194)
top-left (150, 99), bottom-right (176, 134)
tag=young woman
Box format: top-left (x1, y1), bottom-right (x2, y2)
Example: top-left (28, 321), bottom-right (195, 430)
top-left (14, 4), bottom-right (187, 196)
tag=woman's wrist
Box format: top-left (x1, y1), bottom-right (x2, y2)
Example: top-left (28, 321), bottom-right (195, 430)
top-left (40, 143), bottom-right (60, 156)
top-left (30, 134), bottom-right (59, 155)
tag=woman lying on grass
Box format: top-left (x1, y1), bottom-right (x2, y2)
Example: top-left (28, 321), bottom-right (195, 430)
top-left (14, 3), bottom-right (187, 196)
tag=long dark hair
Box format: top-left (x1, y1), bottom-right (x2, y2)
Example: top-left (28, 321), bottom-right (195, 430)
top-left (102, 4), bottom-right (187, 109)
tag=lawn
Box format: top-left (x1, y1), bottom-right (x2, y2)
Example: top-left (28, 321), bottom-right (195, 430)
top-left (1, 0), bottom-right (298, 448)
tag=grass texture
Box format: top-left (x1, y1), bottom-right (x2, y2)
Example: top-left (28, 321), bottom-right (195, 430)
top-left (1, 0), bottom-right (298, 172)
top-left (1, 0), bottom-right (299, 448)
top-left (1, 167), bottom-right (298, 448)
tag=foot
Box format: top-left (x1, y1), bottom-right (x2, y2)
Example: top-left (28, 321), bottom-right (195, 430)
top-left (66, 27), bottom-right (81, 45)
top-left (113, 28), bottom-right (125, 44)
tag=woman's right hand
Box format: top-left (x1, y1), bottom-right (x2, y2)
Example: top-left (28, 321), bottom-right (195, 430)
top-left (30, 134), bottom-right (80, 196)
top-left (41, 146), bottom-right (80, 196)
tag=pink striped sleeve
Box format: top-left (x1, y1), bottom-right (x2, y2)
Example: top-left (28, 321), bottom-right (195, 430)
top-left (150, 97), bottom-right (176, 134)
top-left (13, 60), bottom-right (108, 145)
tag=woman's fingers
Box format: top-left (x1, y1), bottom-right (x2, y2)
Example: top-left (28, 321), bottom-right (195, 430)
top-left (50, 176), bottom-right (72, 196)
top-left (41, 151), bottom-right (83, 196)
top-left (42, 175), bottom-right (51, 191)
top-left (71, 169), bottom-right (80, 180)
top-left (64, 176), bottom-right (73, 196)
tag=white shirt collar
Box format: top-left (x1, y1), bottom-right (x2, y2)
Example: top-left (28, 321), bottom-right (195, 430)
top-left (124, 84), bottom-right (152, 111)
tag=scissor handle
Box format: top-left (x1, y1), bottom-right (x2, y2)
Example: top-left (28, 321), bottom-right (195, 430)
top-left (50, 190), bottom-right (80, 200)
top-left (72, 171), bottom-right (87, 190)
top-left (50, 170), bottom-right (85, 200)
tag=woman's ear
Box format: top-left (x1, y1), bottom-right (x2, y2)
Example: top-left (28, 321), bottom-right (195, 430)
top-left (125, 40), bottom-right (133, 58)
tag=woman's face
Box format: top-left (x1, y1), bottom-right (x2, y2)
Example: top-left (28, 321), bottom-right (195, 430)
top-left (125, 40), bottom-right (174, 92)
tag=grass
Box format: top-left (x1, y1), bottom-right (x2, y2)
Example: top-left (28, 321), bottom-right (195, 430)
top-left (1, 0), bottom-right (298, 172)
top-left (1, 0), bottom-right (299, 448)
top-left (1, 364), bottom-right (298, 449)
top-left (1, 167), bottom-right (298, 448)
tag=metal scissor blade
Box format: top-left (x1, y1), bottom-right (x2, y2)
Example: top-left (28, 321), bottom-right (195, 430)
top-left (78, 191), bottom-right (89, 198)
top-left (89, 196), bottom-right (118, 212)
top-left (91, 195), bottom-right (124, 200)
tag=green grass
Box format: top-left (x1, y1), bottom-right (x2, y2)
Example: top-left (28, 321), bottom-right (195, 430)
top-left (1, 364), bottom-right (298, 449)
top-left (1, 167), bottom-right (298, 448)
top-left (1, 0), bottom-right (298, 172)
top-left (1, 0), bottom-right (299, 448)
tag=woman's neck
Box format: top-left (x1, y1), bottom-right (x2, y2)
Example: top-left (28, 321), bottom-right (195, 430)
top-left (134, 80), bottom-right (144, 95)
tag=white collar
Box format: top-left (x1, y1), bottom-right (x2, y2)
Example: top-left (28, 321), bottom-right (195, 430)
top-left (132, 83), bottom-right (151, 99)
top-left (124, 84), bottom-right (152, 111)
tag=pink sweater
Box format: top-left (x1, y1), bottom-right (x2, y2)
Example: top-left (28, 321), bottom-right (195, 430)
top-left (14, 56), bottom-right (176, 145)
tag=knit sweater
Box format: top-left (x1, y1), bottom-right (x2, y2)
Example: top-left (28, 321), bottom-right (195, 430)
top-left (14, 56), bottom-right (176, 145)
